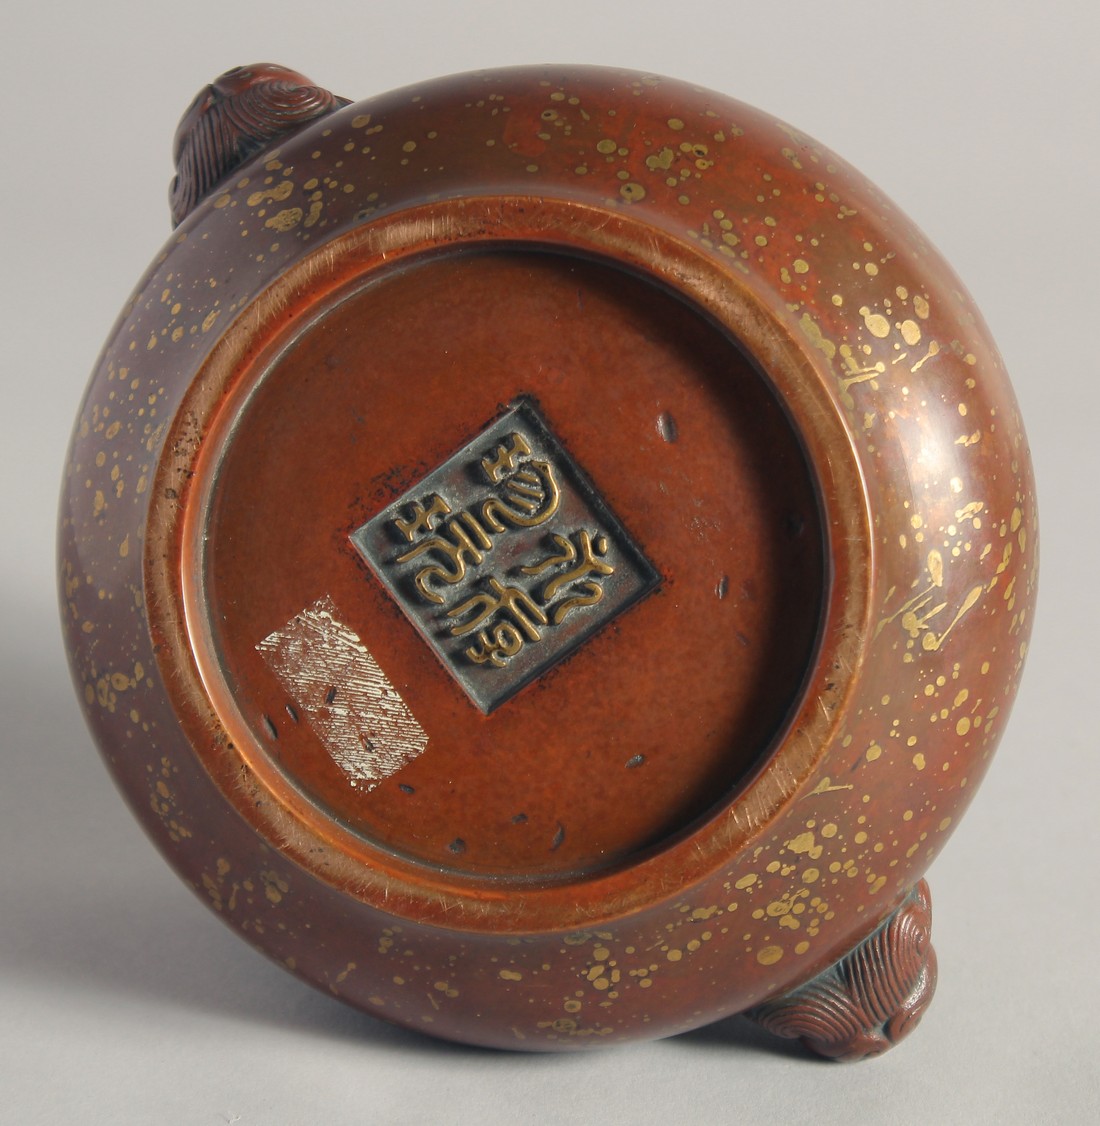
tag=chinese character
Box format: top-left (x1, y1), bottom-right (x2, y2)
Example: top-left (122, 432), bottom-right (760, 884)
top-left (396, 512), bottom-right (496, 604)
top-left (481, 460), bottom-right (561, 529)
top-left (462, 623), bottom-right (527, 667)
top-left (481, 432), bottom-right (532, 482)
top-left (392, 493), bottom-right (451, 542)
top-left (447, 576), bottom-right (549, 659)
top-left (522, 529), bottom-right (615, 623)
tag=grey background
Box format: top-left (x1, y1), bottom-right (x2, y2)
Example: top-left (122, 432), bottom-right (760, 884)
top-left (2, 2), bottom-right (1096, 1123)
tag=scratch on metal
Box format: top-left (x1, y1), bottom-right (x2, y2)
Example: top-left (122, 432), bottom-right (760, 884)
top-left (257, 595), bottom-right (428, 789)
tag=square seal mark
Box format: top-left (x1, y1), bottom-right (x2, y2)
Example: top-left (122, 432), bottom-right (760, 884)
top-left (350, 399), bottom-right (660, 713)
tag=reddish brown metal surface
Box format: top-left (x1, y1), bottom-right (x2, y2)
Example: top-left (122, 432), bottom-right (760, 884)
top-left (203, 250), bottom-right (823, 878)
top-left (59, 64), bottom-right (1036, 1052)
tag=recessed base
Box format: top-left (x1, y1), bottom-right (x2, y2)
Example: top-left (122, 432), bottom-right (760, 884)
top-left (193, 247), bottom-right (825, 880)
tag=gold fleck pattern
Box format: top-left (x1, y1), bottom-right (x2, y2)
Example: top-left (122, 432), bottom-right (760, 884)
top-left (60, 64), bottom-right (1036, 1052)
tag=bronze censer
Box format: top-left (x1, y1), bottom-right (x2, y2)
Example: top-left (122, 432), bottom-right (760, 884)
top-left (59, 64), bottom-right (1036, 1058)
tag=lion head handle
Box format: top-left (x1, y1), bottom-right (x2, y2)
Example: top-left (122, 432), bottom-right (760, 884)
top-left (169, 64), bottom-right (349, 227)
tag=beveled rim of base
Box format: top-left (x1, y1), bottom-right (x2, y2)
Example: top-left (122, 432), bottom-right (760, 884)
top-left (146, 195), bottom-right (872, 933)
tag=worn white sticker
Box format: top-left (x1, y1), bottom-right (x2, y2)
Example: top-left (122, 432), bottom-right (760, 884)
top-left (256, 595), bottom-right (427, 789)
